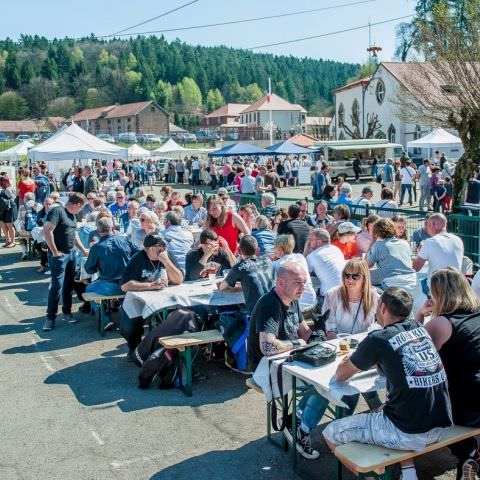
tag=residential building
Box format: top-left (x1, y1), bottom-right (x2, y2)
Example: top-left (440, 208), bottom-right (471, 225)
top-left (72, 101), bottom-right (169, 137)
top-left (305, 116), bottom-right (332, 140)
top-left (200, 103), bottom-right (249, 129)
top-left (0, 120), bottom-right (39, 138)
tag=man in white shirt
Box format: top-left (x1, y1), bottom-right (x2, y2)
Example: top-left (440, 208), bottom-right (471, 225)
top-left (191, 158), bottom-right (201, 186)
top-left (413, 213), bottom-right (464, 281)
top-left (283, 157), bottom-right (292, 184)
top-left (241, 167), bottom-right (256, 195)
top-left (291, 157), bottom-right (300, 186)
top-left (400, 160), bottom-right (416, 206)
top-left (417, 159), bottom-right (432, 211)
top-left (304, 228), bottom-right (346, 298)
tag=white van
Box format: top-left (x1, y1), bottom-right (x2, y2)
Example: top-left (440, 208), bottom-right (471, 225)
top-left (314, 139), bottom-right (404, 180)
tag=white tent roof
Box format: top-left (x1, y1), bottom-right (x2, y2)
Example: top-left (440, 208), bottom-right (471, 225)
top-left (407, 128), bottom-right (463, 149)
top-left (0, 140), bottom-right (35, 159)
top-left (28, 123), bottom-right (128, 161)
top-left (152, 138), bottom-right (186, 154)
top-left (127, 143), bottom-right (151, 159)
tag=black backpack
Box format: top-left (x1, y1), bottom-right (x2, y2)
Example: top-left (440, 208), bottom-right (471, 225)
top-left (134, 308), bottom-right (200, 389)
top-left (0, 188), bottom-right (12, 213)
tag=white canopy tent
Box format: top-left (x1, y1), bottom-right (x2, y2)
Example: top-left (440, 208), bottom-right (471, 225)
top-left (28, 123), bottom-right (128, 162)
top-left (407, 128), bottom-right (464, 160)
top-left (151, 138), bottom-right (213, 158)
top-left (127, 143), bottom-right (151, 160)
top-left (0, 140), bottom-right (35, 165)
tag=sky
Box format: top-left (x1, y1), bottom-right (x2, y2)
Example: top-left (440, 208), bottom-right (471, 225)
top-left (2, 0), bottom-right (417, 64)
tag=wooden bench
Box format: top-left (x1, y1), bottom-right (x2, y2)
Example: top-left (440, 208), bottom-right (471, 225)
top-left (82, 293), bottom-right (126, 336)
top-left (159, 329), bottom-right (224, 397)
top-left (333, 425), bottom-right (480, 479)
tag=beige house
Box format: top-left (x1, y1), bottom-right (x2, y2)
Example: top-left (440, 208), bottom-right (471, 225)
top-left (72, 101), bottom-right (169, 137)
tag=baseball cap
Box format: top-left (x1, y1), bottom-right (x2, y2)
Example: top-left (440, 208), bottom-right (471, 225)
top-left (337, 222), bottom-right (361, 234)
top-left (143, 233), bottom-right (166, 249)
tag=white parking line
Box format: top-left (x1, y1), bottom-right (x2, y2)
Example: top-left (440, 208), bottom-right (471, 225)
top-left (91, 431), bottom-right (105, 446)
top-left (39, 354), bottom-right (56, 372)
top-left (110, 454), bottom-right (164, 469)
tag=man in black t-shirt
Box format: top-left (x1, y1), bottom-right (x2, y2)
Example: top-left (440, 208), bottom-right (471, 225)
top-left (323, 288), bottom-right (452, 480)
top-left (248, 262), bottom-right (322, 459)
top-left (43, 192), bottom-right (88, 331)
top-left (219, 235), bottom-right (275, 314)
top-left (120, 234), bottom-right (183, 359)
top-left (184, 230), bottom-right (236, 281)
top-left (277, 204), bottom-right (309, 254)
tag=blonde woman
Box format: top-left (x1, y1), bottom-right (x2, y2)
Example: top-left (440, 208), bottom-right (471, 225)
top-left (271, 234), bottom-right (316, 311)
top-left (416, 267), bottom-right (480, 479)
top-left (128, 210), bottom-right (160, 249)
top-left (322, 258), bottom-right (380, 339)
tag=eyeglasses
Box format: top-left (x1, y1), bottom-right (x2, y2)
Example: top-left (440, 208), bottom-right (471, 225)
top-left (343, 273), bottom-right (362, 280)
top-left (116, 197), bottom-right (124, 200)
top-left (87, 197), bottom-right (95, 200)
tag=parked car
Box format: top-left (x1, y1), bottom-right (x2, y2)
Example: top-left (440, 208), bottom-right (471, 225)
top-left (96, 133), bottom-right (116, 143)
top-left (0, 133), bottom-right (10, 141)
top-left (117, 132), bottom-right (137, 143)
top-left (16, 134), bottom-right (33, 142)
top-left (178, 133), bottom-right (197, 143)
top-left (40, 132), bottom-right (54, 140)
top-left (195, 130), bottom-right (220, 142)
top-left (137, 133), bottom-right (161, 144)
top-left (159, 135), bottom-right (173, 143)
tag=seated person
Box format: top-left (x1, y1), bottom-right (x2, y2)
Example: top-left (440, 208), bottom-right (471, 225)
top-left (219, 235), bottom-right (275, 314)
top-left (183, 193), bottom-right (207, 225)
top-left (142, 193), bottom-right (157, 211)
top-left (251, 215), bottom-right (276, 256)
top-left (84, 216), bottom-right (137, 324)
top-left (120, 234), bottom-right (183, 360)
top-left (272, 234), bottom-right (316, 312)
top-left (248, 262), bottom-right (321, 459)
top-left (120, 200), bottom-right (139, 232)
top-left (162, 211), bottom-right (194, 273)
top-left (277, 204), bottom-right (310, 254)
top-left (355, 214), bottom-right (379, 256)
top-left (127, 210), bottom-right (160, 250)
top-left (184, 229), bottom-right (236, 281)
top-left (323, 287), bottom-right (453, 480)
top-left (332, 221), bottom-right (360, 260)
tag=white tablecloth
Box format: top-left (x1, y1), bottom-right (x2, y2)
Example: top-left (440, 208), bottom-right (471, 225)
top-left (253, 334), bottom-right (385, 408)
top-left (122, 279), bottom-right (245, 319)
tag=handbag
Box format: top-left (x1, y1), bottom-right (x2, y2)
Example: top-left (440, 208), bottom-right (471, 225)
top-left (290, 342), bottom-right (336, 367)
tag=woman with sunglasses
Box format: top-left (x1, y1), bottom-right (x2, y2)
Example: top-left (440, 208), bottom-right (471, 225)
top-left (416, 267), bottom-right (480, 480)
top-left (128, 209), bottom-right (161, 250)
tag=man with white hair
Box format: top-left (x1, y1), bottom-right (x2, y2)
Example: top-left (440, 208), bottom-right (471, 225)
top-left (260, 192), bottom-right (277, 219)
top-left (241, 167), bottom-right (256, 195)
top-left (413, 213), bottom-right (464, 282)
top-left (336, 183), bottom-right (354, 206)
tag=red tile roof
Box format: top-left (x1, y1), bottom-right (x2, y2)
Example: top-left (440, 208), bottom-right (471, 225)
top-left (290, 133), bottom-right (318, 147)
top-left (240, 93), bottom-right (306, 113)
top-left (72, 105), bottom-right (115, 122)
top-left (333, 76), bottom-right (371, 94)
top-left (204, 103), bottom-right (250, 119)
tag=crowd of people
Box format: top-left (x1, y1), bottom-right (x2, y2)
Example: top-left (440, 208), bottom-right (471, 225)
top-left (0, 156), bottom-right (479, 480)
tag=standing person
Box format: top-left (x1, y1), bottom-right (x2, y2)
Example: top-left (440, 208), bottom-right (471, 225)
top-left (175, 158), bottom-right (185, 184)
top-left (120, 234), bottom-right (183, 358)
top-left (314, 164), bottom-right (329, 200)
top-left (72, 168), bottom-right (84, 193)
top-left (400, 160), bottom-right (416, 207)
top-left (393, 161), bottom-right (402, 203)
top-left (353, 155), bottom-right (361, 181)
top-left (17, 170), bottom-right (36, 202)
top-left (275, 159), bottom-right (285, 187)
top-left (283, 156), bottom-right (292, 185)
top-left (371, 156), bottom-right (378, 178)
top-left (291, 156), bottom-right (300, 187)
top-left (42, 193), bottom-right (88, 331)
top-left (241, 167), bottom-right (256, 196)
top-left (382, 158), bottom-right (395, 191)
top-left (32, 165), bottom-right (50, 204)
top-left (222, 161), bottom-right (232, 187)
top-left (264, 166), bottom-right (282, 196)
top-left (146, 159), bottom-right (157, 187)
top-left (255, 166), bottom-right (267, 196)
top-left (416, 268), bottom-right (480, 480)
top-left (83, 165), bottom-right (99, 197)
top-left (220, 235), bottom-right (276, 314)
top-left (417, 159), bottom-right (432, 211)
top-left (277, 204), bottom-right (310, 254)
top-left (323, 287), bottom-right (453, 480)
top-left (0, 173), bottom-right (17, 248)
top-left (205, 195), bottom-right (250, 254)
top-left (191, 157), bottom-right (200, 186)
top-left (208, 158), bottom-right (218, 190)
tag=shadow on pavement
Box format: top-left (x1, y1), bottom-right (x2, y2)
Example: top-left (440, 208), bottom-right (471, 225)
top-left (44, 354), bottom-right (249, 411)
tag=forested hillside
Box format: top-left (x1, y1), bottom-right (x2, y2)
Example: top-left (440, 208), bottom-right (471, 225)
top-left (0, 35), bottom-right (358, 128)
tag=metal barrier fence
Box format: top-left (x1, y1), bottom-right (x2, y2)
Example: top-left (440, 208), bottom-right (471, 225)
top-left (215, 191), bottom-right (479, 264)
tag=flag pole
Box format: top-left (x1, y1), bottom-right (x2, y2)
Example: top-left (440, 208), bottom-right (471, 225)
top-left (268, 77), bottom-right (273, 146)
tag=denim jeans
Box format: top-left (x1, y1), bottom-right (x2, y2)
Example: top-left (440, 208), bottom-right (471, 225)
top-left (47, 251), bottom-right (76, 320)
top-left (419, 184), bottom-right (431, 211)
top-left (297, 388), bottom-right (381, 433)
top-left (85, 280), bottom-right (123, 315)
top-left (120, 309), bottom-right (145, 351)
top-left (400, 184), bottom-right (413, 205)
top-left (192, 170), bottom-right (200, 186)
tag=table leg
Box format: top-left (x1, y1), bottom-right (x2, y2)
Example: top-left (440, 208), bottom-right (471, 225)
top-left (335, 406), bottom-right (344, 480)
top-left (179, 347), bottom-right (193, 397)
top-left (99, 301), bottom-right (106, 337)
top-left (292, 375), bottom-right (298, 470)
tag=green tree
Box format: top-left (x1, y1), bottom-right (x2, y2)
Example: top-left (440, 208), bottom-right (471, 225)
top-left (177, 76), bottom-right (202, 111)
top-left (4, 51), bottom-right (20, 90)
top-left (46, 96), bottom-right (77, 117)
top-left (242, 83), bottom-right (263, 104)
top-left (154, 80), bottom-right (172, 109)
top-left (84, 87), bottom-right (105, 108)
top-left (0, 91), bottom-right (28, 119)
top-left (20, 60), bottom-right (35, 85)
top-left (206, 88), bottom-right (224, 112)
top-left (41, 57), bottom-right (58, 81)
top-left (20, 77), bottom-right (56, 117)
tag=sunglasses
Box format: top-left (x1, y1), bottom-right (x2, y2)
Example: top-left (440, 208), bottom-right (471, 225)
top-left (343, 273), bottom-right (362, 280)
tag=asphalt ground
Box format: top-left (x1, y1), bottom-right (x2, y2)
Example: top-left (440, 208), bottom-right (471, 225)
top-left (0, 188), bottom-right (457, 480)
